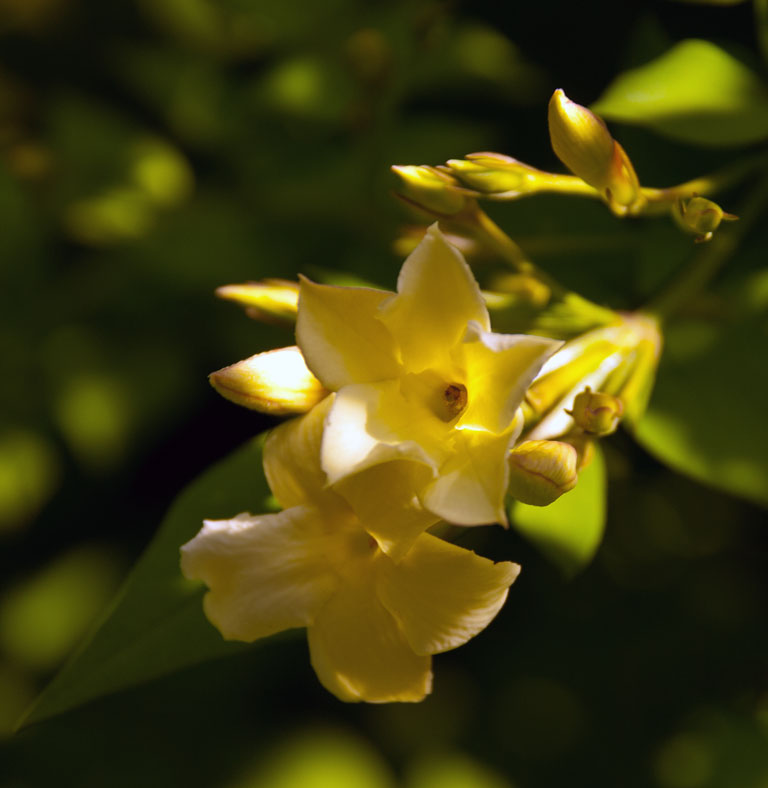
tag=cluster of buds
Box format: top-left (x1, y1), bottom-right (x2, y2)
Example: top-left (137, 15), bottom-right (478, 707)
top-left (390, 89), bottom-right (738, 242)
top-left (519, 314), bottom-right (661, 470)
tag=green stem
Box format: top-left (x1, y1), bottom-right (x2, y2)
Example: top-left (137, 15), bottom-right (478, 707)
top-left (639, 151), bottom-right (768, 215)
top-left (463, 151), bottom-right (768, 217)
top-left (464, 206), bottom-right (568, 299)
top-left (644, 174), bottom-right (768, 322)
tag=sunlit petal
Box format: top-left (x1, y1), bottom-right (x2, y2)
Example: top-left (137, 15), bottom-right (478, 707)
top-left (209, 346), bottom-right (328, 415)
top-left (456, 323), bottom-right (562, 433)
top-left (308, 572), bottom-right (432, 702)
top-left (321, 381), bottom-right (443, 485)
top-left (378, 224), bottom-right (490, 373)
top-left (422, 429), bottom-right (515, 525)
top-left (334, 460), bottom-right (440, 560)
top-left (378, 532), bottom-right (519, 655)
top-left (263, 396), bottom-right (342, 510)
top-left (296, 278), bottom-right (400, 390)
top-left (180, 507), bottom-right (340, 642)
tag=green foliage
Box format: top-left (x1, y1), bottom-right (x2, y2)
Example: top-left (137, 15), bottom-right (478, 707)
top-left (594, 39), bottom-right (768, 146)
top-left (20, 436), bottom-right (272, 727)
top-left (510, 446), bottom-right (606, 577)
top-left (634, 279), bottom-right (768, 508)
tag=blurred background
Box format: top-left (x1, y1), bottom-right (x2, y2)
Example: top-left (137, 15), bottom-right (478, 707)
top-left (1, 0), bottom-right (767, 786)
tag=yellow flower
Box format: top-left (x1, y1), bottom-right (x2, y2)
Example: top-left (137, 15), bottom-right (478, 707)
top-left (296, 224), bottom-right (561, 533)
top-left (180, 398), bottom-right (519, 703)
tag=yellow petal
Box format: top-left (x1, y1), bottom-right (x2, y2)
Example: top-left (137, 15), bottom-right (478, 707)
top-left (263, 396), bottom-right (344, 510)
top-left (334, 460), bottom-right (440, 560)
top-left (296, 278), bottom-right (400, 391)
top-left (378, 224), bottom-right (490, 373)
top-left (308, 572), bottom-right (432, 702)
top-left (456, 323), bottom-right (562, 434)
top-left (180, 506), bottom-right (339, 642)
top-left (209, 346), bottom-right (328, 415)
top-left (377, 532), bottom-right (519, 655)
top-left (321, 381), bottom-right (444, 485)
top-left (422, 429), bottom-right (515, 525)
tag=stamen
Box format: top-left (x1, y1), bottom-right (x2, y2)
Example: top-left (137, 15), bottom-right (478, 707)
top-left (443, 383), bottom-right (468, 419)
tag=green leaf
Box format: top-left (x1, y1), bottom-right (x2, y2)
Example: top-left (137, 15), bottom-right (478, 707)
top-left (633, 289), bottom-right (768, 508)
top-left (593, 39), bottom-right (768, 146)
top-left (510, 445), bottom-right (606, 577)
top-left (20, 434), bottom-right (273, 728)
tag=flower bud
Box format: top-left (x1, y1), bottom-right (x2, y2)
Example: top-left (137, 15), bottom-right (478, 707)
top-left (673, 196), bottom-right (738, 243)
top-left (390, 165), bottom-right (468, 215)
top-left (209, 346), bottom-right (327, 414)
top-left (488, 273), bottom-right (551, 308)
top-left (548, 89), bottom-right (642, 214)
top-left (445, 153), bottom-right (548, 197)
top-left (508, 440), bottom-right (578, 506)
top-left (216, 279), bottom-right (299, 323)
top-left (548, 89), bottom-right (615, 191)
top-left (569, 387), bottom-right (624, 436)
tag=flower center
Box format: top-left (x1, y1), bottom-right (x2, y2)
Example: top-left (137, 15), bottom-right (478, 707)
top-left (442, 383), bottom-right (468, 420)
top-left (400, 371), bottom-right (468, 422)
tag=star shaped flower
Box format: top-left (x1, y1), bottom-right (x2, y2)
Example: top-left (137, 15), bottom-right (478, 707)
top-left (296, 224), bottom-right (561, 542)
top-left (180, 398), bottom-right (519, 703)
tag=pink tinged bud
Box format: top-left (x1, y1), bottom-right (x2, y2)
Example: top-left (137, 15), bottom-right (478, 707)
top-left (508, 439), bottom-right (578, 506)
top-left (548, 89), bottom-right (615, 188)
top-left (548, 89), bottom-right (642, 213)
top-left (569, 387), bottom-right (624, 436)
top-left (674, 196), bottom-right (738, 243)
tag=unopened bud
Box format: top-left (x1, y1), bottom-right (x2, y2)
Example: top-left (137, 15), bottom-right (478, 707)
top-left (216, 279), bottom-right (299, 323)
top-left (445, 153), bottom-right (547, 197)
top-left (548, 89), bottom-right (642, 214)
top-left (508, 440), bottom-right (578, 506)
top-left (673, 196), bottom-right (738, 243)
top-left (488, 273), bottom-right (551, 308)
top-left (569, 387), bottom-right (623, 436)
top-left (391, 165), bottom-right (468, 215)
top-left (209, 346), bottom-right (327, 414)
top-left (548, 89), bottom-right (615, 190)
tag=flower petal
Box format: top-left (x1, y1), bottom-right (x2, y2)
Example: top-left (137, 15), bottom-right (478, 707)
top-left (321, 381), bottom-right (444, 485)
top-left (377, 532), bottom-right (519, 655)
top-left (296, 278), bottom-right (400, 391)
top-left (334, 460), bottom-right (440, 560)
top-left (378, 224), bottom-right (490, 373)
top-left (308, 572), bottom-right (432, 702)
top-left (264, 396), bottom-right (341, 510)
top-left (180, 506), bottom-right (340, 642)
top-left (456, 323), bottom-right (562, 434)
top-left (422, 429), bottom-right (516, 526)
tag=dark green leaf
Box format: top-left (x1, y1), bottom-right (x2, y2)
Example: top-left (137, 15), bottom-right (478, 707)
top-left (633, 287), bottom-right (768, 508)
top-left (20, 434), bottom-right (272, 727)
top-left (510, 445), bottom-right (606, 577)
